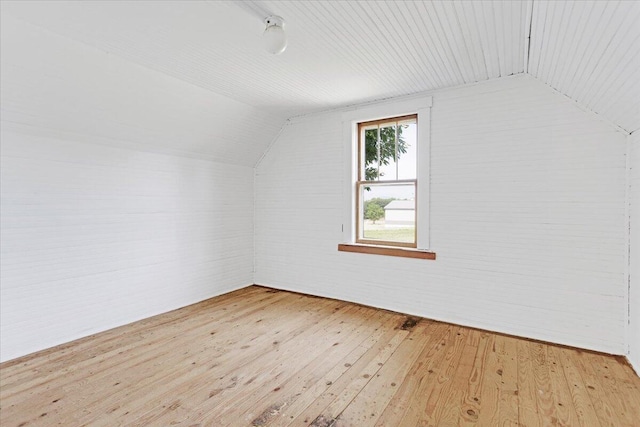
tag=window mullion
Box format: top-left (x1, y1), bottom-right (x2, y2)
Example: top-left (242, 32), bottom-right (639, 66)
top-left (395, 121), bottom-right (399, 180)
top-left (376, 125), bottom-right (381, 181)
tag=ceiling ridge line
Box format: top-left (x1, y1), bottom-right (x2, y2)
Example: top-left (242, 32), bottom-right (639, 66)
top-left (525, 0), bottom-right (534, 74)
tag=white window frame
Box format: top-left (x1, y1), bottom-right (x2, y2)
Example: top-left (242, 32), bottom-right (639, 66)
top-left (341, 95), bottom-right (433, 250)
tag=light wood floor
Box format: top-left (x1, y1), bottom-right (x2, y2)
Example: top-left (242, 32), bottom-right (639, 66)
top-left (1, 286), bottom-right (639, 426)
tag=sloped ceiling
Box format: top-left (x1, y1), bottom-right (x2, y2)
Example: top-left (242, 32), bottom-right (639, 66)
top-left (1, 0), bottom-right (638, 165)
top-left (527, 1), bottom-right (639, 134)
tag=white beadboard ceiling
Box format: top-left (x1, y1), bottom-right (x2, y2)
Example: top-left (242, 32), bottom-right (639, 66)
top-left (1, 0), bottom-right (638, 164)
top-left (527, 0), bottom-right (640, 134)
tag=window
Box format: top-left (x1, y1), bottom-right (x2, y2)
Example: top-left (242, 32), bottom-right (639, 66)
top-left (357, 115), bottom-right (418, 247)
top-left (339, 96), bottom-right (434, 258)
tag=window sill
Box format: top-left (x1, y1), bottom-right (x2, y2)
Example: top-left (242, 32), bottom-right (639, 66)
top-left (338, 243), bottom-right (436, 260)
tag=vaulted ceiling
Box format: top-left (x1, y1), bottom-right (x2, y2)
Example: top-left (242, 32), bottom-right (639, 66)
top-left (1, 1), bottom-right (638, 164)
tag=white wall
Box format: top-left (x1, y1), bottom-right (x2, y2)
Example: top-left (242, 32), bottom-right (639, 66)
top-left (0, 12), bottom-right (259, 363)
top-left (629, 132), bottom-right (640, 370)
top-left (255, 75), bottom-right (629, 354)
top-left (0, 127), bottom-right (254, 362)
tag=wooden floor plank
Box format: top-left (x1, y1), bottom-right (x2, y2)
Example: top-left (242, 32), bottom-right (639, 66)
top-left (1, 286), bottom-right (639, 427)
top-left (583, 352), bottom-right (640, 426)
top-left (392, 325), bottom-right (468, 426)
top-left (144, 306), bottom-right (385, 426)
top-left (283, 323), bottom-right (412, 427)
top-left (0, 286), bottom-right (278, 397)
top-left (3, 290), bottom-right (324, 426)
top-left (430, 330), bottom-right (490, 426)
top-left (564, 348), bottom-right (622, 427)
top-left (0, 288), bottom-right (280, 410)
top-left (528, 342), bottom-right (558, 424)
top-left (555, 346), bottom-right (602, 427)
top-left (373, 322), bottom-right (454, 426)
top-left (415, 326), bottom-right (469, 426)
top-left (59, 294), bottom-right (343, 426)
top-left (517, 339), bottom-right (543, 426)
top-left (0, 286), bottom-right (263, 381)
top-left (331, 320), bottom-right (436, 426)
top-left (213, 311), bottom-right (404, 426)
top-left (458, 332), bottom-right (493, 426)
top-left (476, 334), bottom-right (519, 426)
top-left (545, 344), bottom-right (581, 426)
top-left (417, 327), bottom-right (478, 426)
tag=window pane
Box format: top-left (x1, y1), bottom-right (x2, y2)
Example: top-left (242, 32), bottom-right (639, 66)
top-left (377, 123), bottom-right (397, 181)
top-left (362, 127), bottom-right (379, 181)
top-left (397, 121), bottom-right (417, 180)
top-left (360, 183), bottom-right (416, 244)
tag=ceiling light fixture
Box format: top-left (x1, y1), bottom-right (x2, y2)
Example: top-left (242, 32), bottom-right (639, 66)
top-left (263, 15), bottom-right (287, 55)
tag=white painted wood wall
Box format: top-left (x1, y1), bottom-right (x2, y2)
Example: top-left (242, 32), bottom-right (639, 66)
top-left (0, 127), bottom-right (254, 362)
top-left (255, 75), bottom-right (629, 355)
top-left (629, 132), bottom-right (640, 371)
top-left (0, 13), bottom-right (259, 363)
